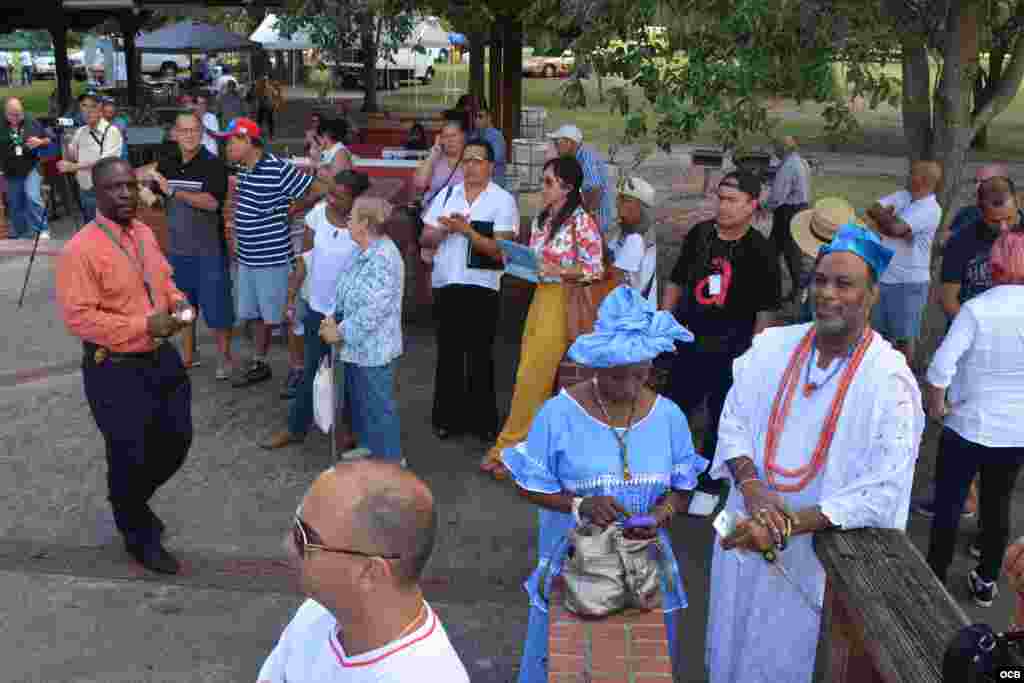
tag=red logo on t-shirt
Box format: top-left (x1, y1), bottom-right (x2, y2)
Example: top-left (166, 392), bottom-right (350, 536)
top-left (694, 257), bottom-right (733, 307)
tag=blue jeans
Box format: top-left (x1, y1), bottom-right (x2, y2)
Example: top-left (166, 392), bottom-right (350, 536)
top-left (288, 308), bottom-right (331, 438)
top-left (80, 188), bottom-right (98, 224)
top-left (5, 169), bottom-right (48, 237)
top-left (344, 361), bottom-right (402, 462)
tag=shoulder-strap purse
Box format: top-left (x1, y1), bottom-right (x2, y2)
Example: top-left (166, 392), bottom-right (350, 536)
top-left (562, 523), bottom-right (628, 617)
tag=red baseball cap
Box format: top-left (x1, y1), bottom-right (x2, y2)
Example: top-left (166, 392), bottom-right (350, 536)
top-left (215, 117), bottom-right (262, 140)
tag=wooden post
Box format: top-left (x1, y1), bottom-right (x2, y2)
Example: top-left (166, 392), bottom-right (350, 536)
top-left (49, 21), bottom-right (72, 116)
top-left (120, 13), bottom-right (141, 107)
top-left (488, 21), bottom-right (503, 129)
top-left (813, 528), bottom-right (971, 683)
top-left (468, 31), bottom-right (486, 103)
top-left (500, 17), bottom-right (523, 142)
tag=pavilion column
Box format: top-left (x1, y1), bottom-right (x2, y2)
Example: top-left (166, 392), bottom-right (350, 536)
top-left (487, 22), bottom-right (502, 126)
top-left (119, 12), bottom-right (143, 107)
top-left (468, 30), bottom-right (485, 103)
top-left (500, 16), bottom-right (523, 141)
top-left (49, 20), bottom-right (72, 115)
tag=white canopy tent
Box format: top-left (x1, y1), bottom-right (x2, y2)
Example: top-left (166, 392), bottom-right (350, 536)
top-left (250, 14), bottom-right (314, 85)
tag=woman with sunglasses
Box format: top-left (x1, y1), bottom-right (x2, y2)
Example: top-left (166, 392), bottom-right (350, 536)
top-left (482, 157), bottom-right (604, 478)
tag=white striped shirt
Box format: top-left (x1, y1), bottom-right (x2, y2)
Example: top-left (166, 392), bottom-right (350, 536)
top-left (233, 153), bottom-right (313, 267)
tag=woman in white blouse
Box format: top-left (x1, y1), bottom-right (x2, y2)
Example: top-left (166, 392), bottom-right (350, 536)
top-left (925, 229), bottom-right (1024, 607)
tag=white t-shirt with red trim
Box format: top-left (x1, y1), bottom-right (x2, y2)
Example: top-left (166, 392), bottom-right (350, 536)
top-left (257, 598), bottom-right (470, 683)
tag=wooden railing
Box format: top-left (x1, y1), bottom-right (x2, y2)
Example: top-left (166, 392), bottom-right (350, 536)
top-left (813, 528), bottom-right (970, 683)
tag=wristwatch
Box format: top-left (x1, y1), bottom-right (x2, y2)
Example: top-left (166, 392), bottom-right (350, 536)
top-left (571, 497), bottom-right (585, 525)
top-left (168, 187), bottom-right (176, 199)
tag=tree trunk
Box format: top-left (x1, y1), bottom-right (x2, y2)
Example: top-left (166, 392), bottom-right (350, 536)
top-left (900, 38), bottom-right (934, 162)
top-left (488, 24), bottom-right (503, 125)
top-left (501, 16), bottom-right (524, 141)
top-left (361, 12), bottom-right (379, 113)
top-left (122, 16), bottom-right (140, 108)
top-left (932, 0), bottom-right (980, 217)
top-left (469, 31), bottom-right (486, 103)
top-left (596, 67), bottom-right (605, 104)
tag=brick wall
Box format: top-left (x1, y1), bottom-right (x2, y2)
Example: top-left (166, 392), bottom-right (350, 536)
top-left (548, 581), bottom-right (674, 682)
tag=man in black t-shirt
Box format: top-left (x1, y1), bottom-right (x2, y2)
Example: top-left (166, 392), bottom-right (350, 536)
top-left (0, 97), bottom-right (51, 239)
top-left (661, 170), bottom-right (782, 459)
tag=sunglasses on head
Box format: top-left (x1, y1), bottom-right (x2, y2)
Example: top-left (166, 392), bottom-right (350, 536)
top-left (292, 515), bottom-right (401, 560)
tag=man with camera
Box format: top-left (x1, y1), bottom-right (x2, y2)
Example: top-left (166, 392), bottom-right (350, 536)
top-left (0, 97), bottom-right (51, 240)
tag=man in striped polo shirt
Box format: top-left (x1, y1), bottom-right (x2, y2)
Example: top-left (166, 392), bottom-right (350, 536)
top-left (218, 117), bottom-right (326, 386)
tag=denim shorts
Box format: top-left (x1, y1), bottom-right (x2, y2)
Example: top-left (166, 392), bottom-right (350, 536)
top-left (168, 254), bottom-right (235, 330)
top-left (872, 281), bottom-right (930, 342)
top-left (236, 263), bottom-right (290, 324)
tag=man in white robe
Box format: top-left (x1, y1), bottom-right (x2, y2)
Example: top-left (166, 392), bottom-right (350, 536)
top-left (705, 224), bottom-right (925, 683)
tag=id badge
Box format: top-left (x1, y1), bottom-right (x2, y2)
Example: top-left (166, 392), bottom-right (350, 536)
top-left (14, 145), bottom-right (22, 156)
top-left (708, 273), bottom-right (722, 295)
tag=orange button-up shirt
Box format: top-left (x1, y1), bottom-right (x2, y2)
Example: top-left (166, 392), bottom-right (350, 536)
top-left (56, 212), bottom-right (186, 353)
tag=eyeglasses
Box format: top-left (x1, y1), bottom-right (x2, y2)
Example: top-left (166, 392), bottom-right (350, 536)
top-left (293, 516), bottom-right (401, 560)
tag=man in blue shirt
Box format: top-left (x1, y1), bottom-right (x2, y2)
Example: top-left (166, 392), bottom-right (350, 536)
top-left (471, 100), bottom-right (507, 188)
top-left (944, 163), bottom-right (1009, 242)
top-left (549, 124), bottom-right (613, 233)
top-left (763, 136), bottom-right (811, 299)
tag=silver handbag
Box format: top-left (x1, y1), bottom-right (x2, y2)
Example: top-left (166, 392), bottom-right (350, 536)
top-left (561, 523), bottom-right (661, 617)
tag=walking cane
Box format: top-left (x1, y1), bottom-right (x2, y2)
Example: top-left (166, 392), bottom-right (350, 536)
top-left (330, 351), bottom-right (337, 462)
top-left (17, 229), bottom-right (42, 309)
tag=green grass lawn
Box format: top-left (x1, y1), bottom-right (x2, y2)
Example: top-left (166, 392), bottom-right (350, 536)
top-left (0, 79), bottom-right (90, 117)
top-left (381, 64), bottom-right (1024, 161)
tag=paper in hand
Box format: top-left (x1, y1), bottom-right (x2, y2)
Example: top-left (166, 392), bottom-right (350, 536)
top-left (713, 509), bottom-right (747, 563)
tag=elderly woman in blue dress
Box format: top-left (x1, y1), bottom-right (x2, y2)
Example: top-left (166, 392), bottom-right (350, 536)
top-left (319, 196), bottom-right (405, 463)
top-left (501, 286), bottom-right (708, 682)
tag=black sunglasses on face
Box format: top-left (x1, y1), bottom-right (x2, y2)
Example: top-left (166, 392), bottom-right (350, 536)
top-left (293, 516), bottom-right (401, 560)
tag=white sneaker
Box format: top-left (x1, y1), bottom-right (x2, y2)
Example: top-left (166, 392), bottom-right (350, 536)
top-left (339, 447), bottom-right (372, 461)
top-left (38, 231), bottom-right (50, 240)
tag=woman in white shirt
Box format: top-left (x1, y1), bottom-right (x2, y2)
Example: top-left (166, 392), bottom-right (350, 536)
top-left (607, 175), bottom-right (658, 306)
top-left (263, 170), bottom-right (371, 450)
top-left (314, 117), bottom-right (353, 181)
top-left (925, 229), bottom-right (1024, 607)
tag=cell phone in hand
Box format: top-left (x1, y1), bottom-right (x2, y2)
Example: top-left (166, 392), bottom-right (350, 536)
top-left (688, 490), bottom-right (720, 517)
top-left (622, 514), bottom-right (658, 530)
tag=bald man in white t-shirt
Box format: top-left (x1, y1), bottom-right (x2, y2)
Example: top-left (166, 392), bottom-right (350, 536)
top-left (258, 461), bottom-right (470, 682)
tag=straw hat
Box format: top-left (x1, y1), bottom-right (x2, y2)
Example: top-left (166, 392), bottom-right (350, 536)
top-left (791, 197), bottom-right (859, 257)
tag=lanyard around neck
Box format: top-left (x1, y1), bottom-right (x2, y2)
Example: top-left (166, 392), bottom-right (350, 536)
top-left (95, 219), bottom-right (154, 307)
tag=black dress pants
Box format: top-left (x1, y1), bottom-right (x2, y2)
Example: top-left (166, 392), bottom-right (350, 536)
top-left (663, 339), bottom-right (742, 461)
top-left (432, 284), bottom-right (500, 437)
top-left (771, 203), bottom-right (808, 296)
top-left (926, 427), bottom-right (1024, 583)
top-left (82, 344), bottom-right (192, 548)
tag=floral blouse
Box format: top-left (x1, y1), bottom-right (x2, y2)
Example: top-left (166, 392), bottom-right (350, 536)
top-left (333, 237), bottom-right (404, 367)
top-left (529, 206), bottom-right (604, 283)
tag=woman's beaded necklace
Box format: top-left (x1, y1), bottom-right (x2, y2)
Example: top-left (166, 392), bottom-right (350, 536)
top-left (591, 377), bottom-right (638, 481)
top-left (764, 328), bottom-right (874, 492)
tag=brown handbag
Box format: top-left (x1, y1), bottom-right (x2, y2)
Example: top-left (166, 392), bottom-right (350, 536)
top-left (564, 216), bottom-right (616, 343)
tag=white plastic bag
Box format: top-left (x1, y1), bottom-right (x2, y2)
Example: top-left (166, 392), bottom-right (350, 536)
top-left (312, 354), bottom-right (334, 434)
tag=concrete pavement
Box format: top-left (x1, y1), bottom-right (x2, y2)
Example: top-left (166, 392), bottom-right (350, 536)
top-left (1, 156), bottom-right (1022, 682)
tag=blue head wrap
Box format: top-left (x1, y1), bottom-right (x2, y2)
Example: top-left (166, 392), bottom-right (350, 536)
top-left (567, 286), bottom-right (694, 368)
top-left (819, 223), bottom-right (894, 280)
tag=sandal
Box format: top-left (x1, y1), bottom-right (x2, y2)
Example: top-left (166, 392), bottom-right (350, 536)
top-left (479, 447), bottom-right (509, 481)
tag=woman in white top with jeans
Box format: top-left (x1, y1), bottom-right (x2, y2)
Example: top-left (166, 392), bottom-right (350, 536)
top-left (263, 170), bottom-right (370, 450)
top-left (925, 229), bottom-right (1024, 607)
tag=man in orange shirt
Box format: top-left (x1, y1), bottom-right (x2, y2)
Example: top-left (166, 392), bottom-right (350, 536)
top-left (56, 157), bottom-right (195, 575)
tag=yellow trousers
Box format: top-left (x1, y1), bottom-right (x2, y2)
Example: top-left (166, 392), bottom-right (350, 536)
top-left (494, 283), bottom-right (569, 451)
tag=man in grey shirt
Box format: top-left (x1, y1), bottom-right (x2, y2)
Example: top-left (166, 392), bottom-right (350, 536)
top-left (763, 135), bottom-right (811, 299)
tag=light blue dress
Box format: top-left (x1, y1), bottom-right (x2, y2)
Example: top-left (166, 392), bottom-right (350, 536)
top-left (502, 390), bottom-right (708, 682)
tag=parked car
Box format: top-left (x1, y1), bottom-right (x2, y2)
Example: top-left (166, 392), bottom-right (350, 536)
top-left (32, 54), bottom-right (56, 78)
top-left (88, 52), bottom-right (190, 81)
top-left (523, 50), bottom-right (574, 78)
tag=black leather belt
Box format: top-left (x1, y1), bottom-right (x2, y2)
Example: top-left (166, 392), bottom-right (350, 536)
top-left (83, 340), bottom-right (164, 365)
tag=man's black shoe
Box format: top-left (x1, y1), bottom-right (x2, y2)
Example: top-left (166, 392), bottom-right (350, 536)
top-left (127, 542), bottom-right (180, 575)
